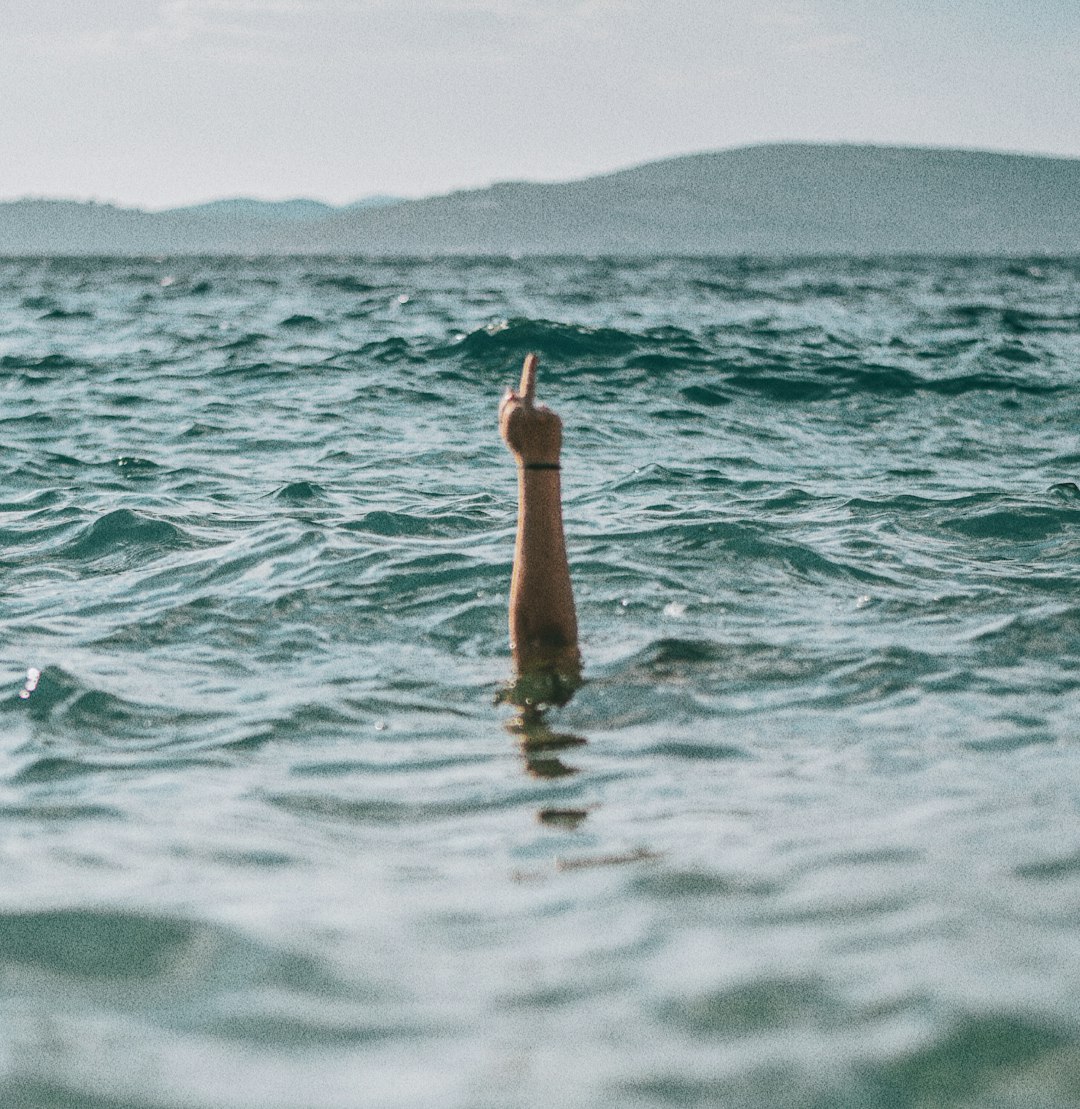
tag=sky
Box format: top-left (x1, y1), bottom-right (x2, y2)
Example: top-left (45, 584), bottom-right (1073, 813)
top-left (2, 0), bottom-right (1078, 208)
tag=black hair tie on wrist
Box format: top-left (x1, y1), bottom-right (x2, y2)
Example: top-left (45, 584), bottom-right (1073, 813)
top-left (522, 462), bottom-right (561, 471)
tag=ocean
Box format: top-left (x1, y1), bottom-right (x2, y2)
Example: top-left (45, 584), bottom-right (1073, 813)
top-left (1, 254), bottom-right (1079, 1107)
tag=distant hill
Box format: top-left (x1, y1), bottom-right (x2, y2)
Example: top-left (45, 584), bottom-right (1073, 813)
top-left (2, 144), bottom-right (1078, 255)
top-left (165, 198), bottom-right (338, 222)
top-left (162, 195), bottom-right (403, 222)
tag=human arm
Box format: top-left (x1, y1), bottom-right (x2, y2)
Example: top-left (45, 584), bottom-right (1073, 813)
top-left (499, 354), bottom-right (581, 682)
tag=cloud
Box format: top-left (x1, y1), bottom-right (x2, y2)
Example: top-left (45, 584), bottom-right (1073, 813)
top-left (4, 0), bottom-right (850, 65)
top-left (0, 0), bottom-right (323, 65)
top-left (155, 0), bottom-right (298, 53)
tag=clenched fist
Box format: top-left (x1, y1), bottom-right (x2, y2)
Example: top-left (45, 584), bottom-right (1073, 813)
top-left (499, 353), bottom-right (562, 467)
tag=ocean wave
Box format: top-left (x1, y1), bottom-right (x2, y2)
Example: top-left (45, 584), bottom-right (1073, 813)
top-left (309, 273), bottom-right (380, 293)
top-left (279, 313), bottom-right (322, 330)
top-left (442, 317), bottom-right (642, 363)
top-left (38, 307), bottom-right (94, 321)
top-left (1, 255), bottom-right (1079, 1107)
top-left (968, 605), bottom-right (1080, 665)
top-left (723, 362), bottom-right (1067, 402)
top-left (10, 665), bottom-right (216, 746)
top-left (272, 480), bottom-right (328, 505)
top-left (943, 503), bottom-right (1079, 542)
top-left (0, 907), bottom-right (338, 993)
top-left (679, 383), bottom-right (732, 407)
top-left (855, 1013), bottom-right (1069, 1106)
top-left (656, 974), bottom-right (834, 1037)
top-left (0, 352), bottom-right (86, 373)
top-left (56, 509), bottom-right (196, 569)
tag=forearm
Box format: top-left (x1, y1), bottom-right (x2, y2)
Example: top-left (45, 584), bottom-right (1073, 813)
top-left (509, 468), bottom-right (579, 673)
top-left (499, 352), bottom-right (581, 682)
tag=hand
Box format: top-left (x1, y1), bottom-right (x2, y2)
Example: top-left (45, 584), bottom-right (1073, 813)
top-left (499, 354), bottom-right (563, 466)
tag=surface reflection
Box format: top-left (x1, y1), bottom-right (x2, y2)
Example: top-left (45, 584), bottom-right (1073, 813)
top-left (537, 807), bottom-right (590, 830)
top-left (504, 707), bottom-right (587, 780)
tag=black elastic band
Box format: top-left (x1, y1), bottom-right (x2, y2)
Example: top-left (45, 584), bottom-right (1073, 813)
top-left (522, 462), bottom-right (561, 471)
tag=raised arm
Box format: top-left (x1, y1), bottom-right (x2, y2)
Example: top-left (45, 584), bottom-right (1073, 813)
top-left (499, 354), bottom-right (581, 691)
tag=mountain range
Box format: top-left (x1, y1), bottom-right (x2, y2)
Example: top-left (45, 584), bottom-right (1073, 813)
top-left (2, 143), bottom-right (1078, 255)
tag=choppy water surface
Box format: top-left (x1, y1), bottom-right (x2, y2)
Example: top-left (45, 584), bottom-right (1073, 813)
top-left (1, 255), bottom-right (1079, 1107)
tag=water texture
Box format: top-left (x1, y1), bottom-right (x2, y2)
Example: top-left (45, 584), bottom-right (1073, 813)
top-left (1, 255), bottom-right (1079, 1107)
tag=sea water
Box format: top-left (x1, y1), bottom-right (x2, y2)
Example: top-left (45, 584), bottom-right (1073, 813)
top-left (1, 255), bottom-right (1079, 1108)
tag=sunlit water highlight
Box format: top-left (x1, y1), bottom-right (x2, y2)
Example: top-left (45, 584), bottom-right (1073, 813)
top-left (1, 255), bottom-right (1079, 1107)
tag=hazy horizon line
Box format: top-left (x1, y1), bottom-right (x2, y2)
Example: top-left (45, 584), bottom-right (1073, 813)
top-left (5, 138), bottom-right (1079, 212)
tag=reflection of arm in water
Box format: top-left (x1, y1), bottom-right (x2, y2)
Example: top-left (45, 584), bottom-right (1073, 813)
top-left (500, 354), bottom-right (581, 692)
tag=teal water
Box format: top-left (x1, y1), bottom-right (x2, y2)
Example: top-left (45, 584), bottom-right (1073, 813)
top-left (1, 255), bottom-right (1080, 1107)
